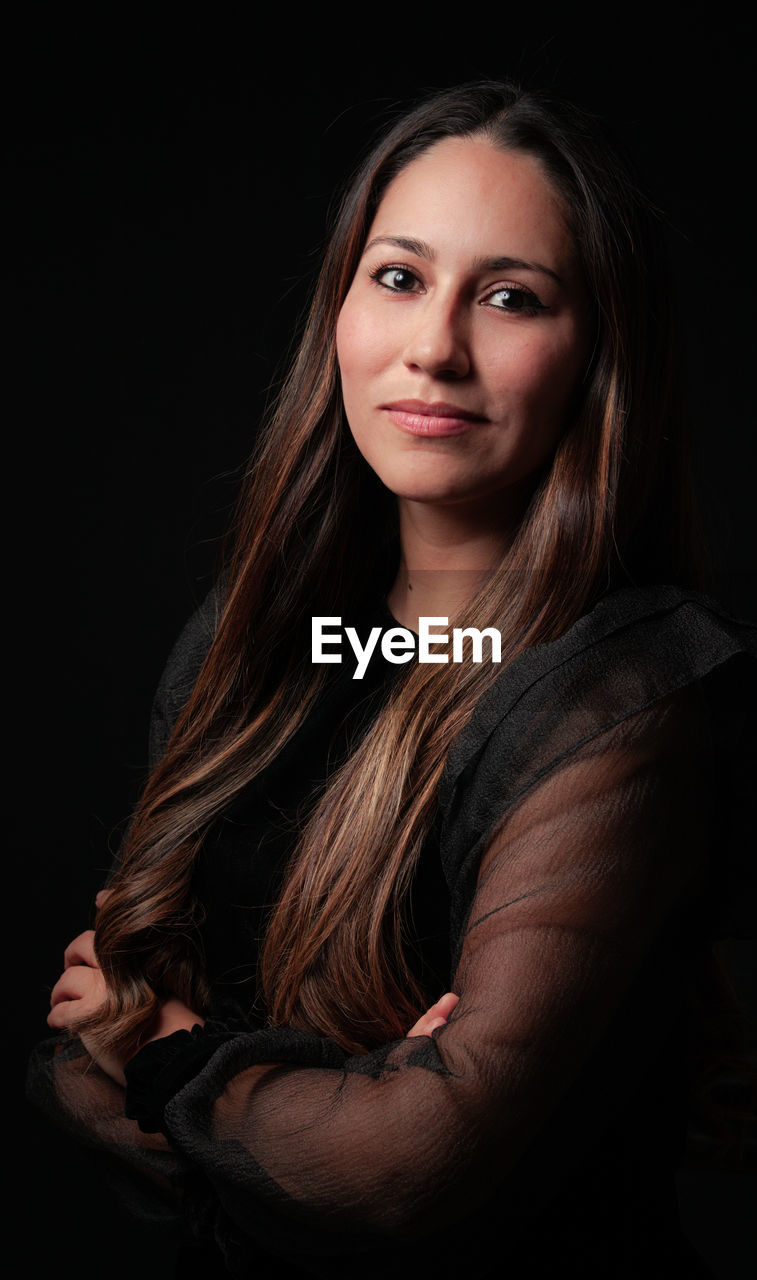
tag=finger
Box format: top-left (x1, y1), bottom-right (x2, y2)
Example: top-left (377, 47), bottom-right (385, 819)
top-left (47, 1002), bottom-right (71, 1030)
top-left (415, 988), bottom-right (455, 1029)
top-left (64, 930), bottom-right (98, 970)
top-left (47, 994), bottom-right (101, 1031)
top-left (51, 964), bottom-right (105, 1009)
top-left (405, 992), bottom-right (459, 1038)
top-left (425, 1016), bottom-right (447, 1034)
top-left (47, 997), bottom-right (83, 1030)
top-left (433, 992), bottom-right (460, 1020)
top-left (48, 972), bottom-right (105, 1029)
top-left (51, 969), bottom-right (86, 1009)
top-left (47, 964), bottom-right (105, 1029)
top-left (406, 1014), bottom-right (441, 1038)
top-left (405, 1013), bottom-right (427, 1038)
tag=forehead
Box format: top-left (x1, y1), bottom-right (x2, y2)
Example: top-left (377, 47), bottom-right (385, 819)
top-left (368, 136), bottom-right (574, 271)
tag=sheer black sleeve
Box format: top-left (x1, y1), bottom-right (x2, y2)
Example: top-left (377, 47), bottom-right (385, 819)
top-left (119, 682), bottom-right (715, 1260)
top-left (26, 1034), bottom-right (188, 1222)
top-left (27, 587), bottom-right (756, 1269)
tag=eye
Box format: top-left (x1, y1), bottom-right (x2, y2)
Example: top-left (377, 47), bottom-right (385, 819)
top-left (482, 284), bottom-right (547, 315)
top-left (369, 265), bottom-right (422, 294)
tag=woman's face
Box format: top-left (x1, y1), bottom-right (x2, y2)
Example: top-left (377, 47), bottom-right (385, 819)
top-left (336, 136), bottom-right (591, 514)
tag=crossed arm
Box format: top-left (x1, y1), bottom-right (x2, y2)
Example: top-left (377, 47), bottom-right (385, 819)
top-left (36, 692), bottom-right (709, 1247)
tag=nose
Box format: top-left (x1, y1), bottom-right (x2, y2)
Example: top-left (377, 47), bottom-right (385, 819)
top-left (402, 295), bottom-right (471, 380)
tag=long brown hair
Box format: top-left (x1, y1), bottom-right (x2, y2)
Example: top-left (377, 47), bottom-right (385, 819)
top-left (83, 81), bottom-right (702, 1057)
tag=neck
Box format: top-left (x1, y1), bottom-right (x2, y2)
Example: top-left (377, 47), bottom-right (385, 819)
top-left (387, 497), bottom-right (518, 632)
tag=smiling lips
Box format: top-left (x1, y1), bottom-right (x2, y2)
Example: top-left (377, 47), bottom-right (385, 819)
top-left (383, 399), bottom-right (488, 438)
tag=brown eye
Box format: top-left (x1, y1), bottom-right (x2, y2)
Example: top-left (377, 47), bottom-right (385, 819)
top-left (495, 287), bottom-right (526, 310)
top-left (484, 285), bottom-right (547, 315)
top-left (371, 267), bottom-right (420, 292)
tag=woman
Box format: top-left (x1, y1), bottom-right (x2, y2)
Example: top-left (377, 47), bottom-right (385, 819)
top-left (30, 81), bottom-right (755, 1276)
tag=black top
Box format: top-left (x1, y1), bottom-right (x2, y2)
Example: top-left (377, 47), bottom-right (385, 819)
top-left (191, 598), bottom-right (450, 1024)
top-left (27, 585), bottom-right (757, 1278)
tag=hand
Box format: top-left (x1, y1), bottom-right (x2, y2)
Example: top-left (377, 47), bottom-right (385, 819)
top-left (95, 891), bottom-right (205, 1043)
top-left (47, 929), bottom-right (106, 1031)
top-left (47, 928), bottom-right (129, 1085)
top-left (48, 911), bottom-right (206, 1087)
top-left (405, 991), bottom-right (459, 1038)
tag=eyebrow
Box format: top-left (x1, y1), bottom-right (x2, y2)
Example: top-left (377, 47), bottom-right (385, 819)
top-left (363, 235), bottom-right (564, 287)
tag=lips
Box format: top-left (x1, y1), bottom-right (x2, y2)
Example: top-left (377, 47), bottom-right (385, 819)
top-left (382, 399), bottom-right (487, 438)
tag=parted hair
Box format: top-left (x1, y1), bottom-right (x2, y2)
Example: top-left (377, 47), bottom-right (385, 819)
top-left (80, 80), bottom-right (701, 1057)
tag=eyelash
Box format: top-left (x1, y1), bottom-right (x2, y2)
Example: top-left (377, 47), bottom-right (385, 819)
top-left (367, 263), bottom-right (548, 316)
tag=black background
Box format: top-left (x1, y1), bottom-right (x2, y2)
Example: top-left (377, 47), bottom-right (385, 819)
top-left (13, 5), bottom-right (755, 1275)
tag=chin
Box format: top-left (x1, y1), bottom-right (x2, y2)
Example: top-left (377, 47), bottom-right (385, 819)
top-left (376, 461), bottom-right (525, 509)
top-left (373, 462), bottom-right (545, 524)
top-left (370, 456), bottom-right (484, 504)
top-left (379, 477), bottom-right (476, 505)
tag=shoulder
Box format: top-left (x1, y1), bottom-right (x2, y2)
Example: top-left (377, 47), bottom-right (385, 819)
top-left (439, 585), bottom-right (756, 934)
top-left (443, 585), bottom-right (755, 796)
top-left (148, 584), bottom-right (224, 768)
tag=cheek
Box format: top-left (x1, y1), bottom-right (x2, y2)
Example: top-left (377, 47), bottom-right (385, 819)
top-left (486, 327), bottom-right (586, 417)
top-left (336, 303), bottom-right (381, 464)
top-left (336, 297), bottom-right (386, 386)
top-left (334, 302), bottom-right (355, 378)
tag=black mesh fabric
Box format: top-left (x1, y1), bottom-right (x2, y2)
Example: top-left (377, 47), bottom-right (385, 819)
top-left (27, 586), bottom-right (756, 1277)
